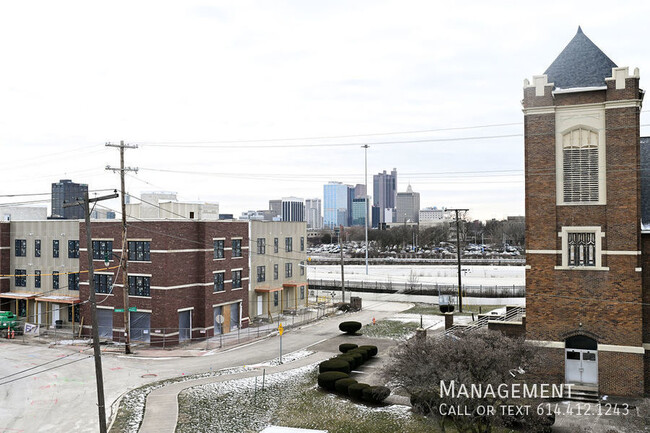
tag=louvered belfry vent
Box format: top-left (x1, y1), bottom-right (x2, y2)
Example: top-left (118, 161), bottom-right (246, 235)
top-left (563, 128), bottom-right (599, 203)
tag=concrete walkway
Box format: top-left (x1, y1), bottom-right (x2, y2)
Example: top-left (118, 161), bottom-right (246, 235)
top-left (137, 351), bottom-right (334, 433)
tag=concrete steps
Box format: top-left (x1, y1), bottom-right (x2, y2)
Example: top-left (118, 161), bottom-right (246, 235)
top-left (564, 384), bottom-right (599, 403)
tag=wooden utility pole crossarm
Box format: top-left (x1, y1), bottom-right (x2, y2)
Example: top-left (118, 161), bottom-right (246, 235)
top-left (64, 191), bottom-right (118, 433)
top-left (106, 140), bottom-right (138, 355)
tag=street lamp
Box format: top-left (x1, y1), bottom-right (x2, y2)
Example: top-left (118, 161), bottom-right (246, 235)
top-left (362, 144), bottom-right (369, 275)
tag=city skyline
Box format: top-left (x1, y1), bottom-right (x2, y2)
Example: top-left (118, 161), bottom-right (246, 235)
top-left (2, 2), bottom-right (650, 222)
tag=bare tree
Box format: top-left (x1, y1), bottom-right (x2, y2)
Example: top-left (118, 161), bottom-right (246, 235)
top-left (383, 330), bottom-right (553, 433)
top-left (406, 269), bottom-right (420, 292)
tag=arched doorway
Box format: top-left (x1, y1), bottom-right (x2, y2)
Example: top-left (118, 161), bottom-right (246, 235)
top-left (565, 335), bottom-right (598, 385)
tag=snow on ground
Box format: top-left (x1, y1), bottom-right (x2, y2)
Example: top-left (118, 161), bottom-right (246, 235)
top-left (178, 364), bottom-right (319, 433)
top-left (385, 313), bottom-right (473, 330)
top-left (308, 264), bottom-right (524, 286)
top-left (254, 349), bottom-right (314, 367)
top-left (114, 365), bottom-right (254, 433)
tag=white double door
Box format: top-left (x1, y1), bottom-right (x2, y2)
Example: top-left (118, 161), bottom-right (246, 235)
top-left (565, 348), bottom-right (598, 385)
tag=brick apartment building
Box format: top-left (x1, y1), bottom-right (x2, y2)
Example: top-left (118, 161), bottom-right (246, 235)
top-left (78, 220), bottom-right (250, 345)
top-left (523, 27), bottom-right (648, 396)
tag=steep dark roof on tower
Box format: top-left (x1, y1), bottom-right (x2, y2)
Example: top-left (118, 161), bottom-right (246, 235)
top-left (544, 27), bottom-right (617, 89)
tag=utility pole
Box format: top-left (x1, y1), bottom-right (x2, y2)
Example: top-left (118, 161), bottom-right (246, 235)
top-left (106, 140), bottom-right (138, 354)
top-left (65, 190), bottom-right (118, 433)
top-left (339, 225), bottom-right (345, 303)
top-left (362, 144), bottom-right (369, 275)
top-left (448, 208), bottom-right (468, 313)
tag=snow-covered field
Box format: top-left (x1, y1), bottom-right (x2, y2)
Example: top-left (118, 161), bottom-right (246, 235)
top-left (308, 264), bottom-right (524, 286)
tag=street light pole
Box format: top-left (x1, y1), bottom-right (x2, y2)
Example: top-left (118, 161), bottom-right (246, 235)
top-left (362, 144), bottom-right (369, 275)
top-left (448, 208), bottom-right (468, 313)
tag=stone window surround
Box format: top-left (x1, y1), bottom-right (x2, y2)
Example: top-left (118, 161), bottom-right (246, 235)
top-left (555, 226), bottom-right (608, 271)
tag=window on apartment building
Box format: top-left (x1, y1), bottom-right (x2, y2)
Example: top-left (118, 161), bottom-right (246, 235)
top-left (128, 275), bottom-right (151, 297)
top-left (232, 270), bottom-right (242, 289)
top-left (214, 240), bottom-right (225, 259)
top-left (285, 237), bottom-right (293, 252)
top-left (68, 240), bottom-right (80, 259)
top-left (300, 285), bottom-right (305, 300)
top-left (300, 261), bottom-right (305, 276)
top-left (274, 238), bottom-right (279, 253)
top-left (214, 272), bottom-right (225, 292)
top-left (128, 241), bottom-right (150, 261)
top-left (232, 239), bottom-right (242, 258)
top-left (273, 291), bottom-right (279, 307)
top-left (68, 305), bottom-right (80, 323)
top-left (15, 269), bottom-right (26, 287)
top-left (35, 240), bottom-right (41, 258)
top-left (285, 263), bottom-right (292, 278)
top-left (300, 237), bottom-right (305, 251)
top-left (562, 127), bottom-right (600, 203)
top-left (567, 232), bottom-right (596, 267)
top-left (94, 274), bottom-right (113, 294)
top-left (53, 240), bottom-right (59, 258)
top-left (257, 266), bottom-right (266, 282)
top-left (274, 264), bottom-right (279, 280)
top-left (15, 239), bottom-right (26, 257)
top-left (35, 270), bottom-right (41, 288)
top-left (257, 238), bottom-right (266, 255)
top-left (68, 273), bottom-right (80, 291)
top-left (92, 240), bottom-right (113, 260)
top-left (52, 271), bottom-right (59, 290)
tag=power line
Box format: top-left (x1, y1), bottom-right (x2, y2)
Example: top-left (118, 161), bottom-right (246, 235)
top-left (137, 122), bottom-right (524, 145)
top-left (0, 355), bottom-right (93, 386)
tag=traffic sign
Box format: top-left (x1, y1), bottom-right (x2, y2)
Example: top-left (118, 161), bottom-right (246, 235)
top-left (115, 308), bottom-right (124, 313)
top-left (278, 323), bottom-right (284, 335)
top-left (128, 307), bottom-right (137, 312)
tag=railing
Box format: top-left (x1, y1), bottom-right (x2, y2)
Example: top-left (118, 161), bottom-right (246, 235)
top-left (308, 257), bottom-right (526, 266)
top-left (444, 306), bottom-right (526, 336)
top-left (9, 303), bottom-right (339, 350)
top-left (307, 278), bottom-right (526, 298)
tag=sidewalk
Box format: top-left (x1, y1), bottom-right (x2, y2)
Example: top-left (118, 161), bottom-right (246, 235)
top-left (136, 351), bottom-right (334, 433)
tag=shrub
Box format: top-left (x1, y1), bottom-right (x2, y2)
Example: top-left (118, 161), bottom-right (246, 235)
top-left (339, 343), bottom-right (358, 353)
top-left (362, 385), bottom-right (391, 403)
top-left (334, 378), bottom-right (358, 394)
top-left (319, 359), bottom-right (351, 374)
top-left (410, 390), bottom-right (437, 415)
top-left (344, 351), bottom-right (363, 368)
top-left (338, 302), bottom-right (352, 312)
top-left (317, 371), bottom-right (349, 391)
top-left (357, 345), bottom-right (378, 357)
top-left (348, 348), bottom-right (369, 362)
top-left (339, 321), bottom-right (362, 334)
top-left (335, 355), bottom-right (358, 369)
top-left (348, 383), bottom-right (370, 400)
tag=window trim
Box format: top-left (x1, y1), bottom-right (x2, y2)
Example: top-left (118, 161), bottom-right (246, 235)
top-left (555, 113), bottom-right (607, 206)
top-left (213, 271), bottom-right (225, 292)
top-left (556, 226), bottom-right (608, 271)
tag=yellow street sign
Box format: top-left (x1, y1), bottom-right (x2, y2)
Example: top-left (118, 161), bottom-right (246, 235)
top-left (278, 323), bottom-right (284, 335)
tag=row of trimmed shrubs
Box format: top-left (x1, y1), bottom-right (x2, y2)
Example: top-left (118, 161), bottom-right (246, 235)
top-left (316, 343), bottom-right (390, 404)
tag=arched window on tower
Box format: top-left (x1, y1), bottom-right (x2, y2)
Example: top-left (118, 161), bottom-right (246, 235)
top-left (562, 127), bottom-right (599, 203)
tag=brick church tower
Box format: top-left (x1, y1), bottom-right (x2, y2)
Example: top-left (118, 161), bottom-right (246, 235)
top-left (523, 27), bottom-right (646, 397)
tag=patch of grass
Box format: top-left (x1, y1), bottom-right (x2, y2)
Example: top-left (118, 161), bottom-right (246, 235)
top-left (404, 303), bottom-right (506, 316)
top-left (362, 320), bottom-right (419, 339)
top-left (176, 365), bottom-right (444, 433)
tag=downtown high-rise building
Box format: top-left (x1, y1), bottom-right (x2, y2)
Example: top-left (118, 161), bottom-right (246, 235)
top-left (323, 182), bottom-right (349, 228)
top-left (281, 197), bottom-right (305, 222)
top-left (396, 184), bottom-right (420, 223)
top-left (305, 198), bottom-right (323, 229)
top-left (50, 179), bottom-right (88, 219)
top-left (373, 168), bottom-right (397, 224)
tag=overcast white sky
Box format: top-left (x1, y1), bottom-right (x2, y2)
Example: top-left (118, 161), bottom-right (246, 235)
top-left (1, 1), bottom-right (649, 222)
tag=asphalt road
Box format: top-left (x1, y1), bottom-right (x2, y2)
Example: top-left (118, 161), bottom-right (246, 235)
top-left (0, 300), bottom-right (411, 433)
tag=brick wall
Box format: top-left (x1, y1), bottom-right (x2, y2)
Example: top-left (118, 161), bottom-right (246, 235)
top-left (524, 74), bottom-right (645, 396)
top-left (79, 220), bottom-right (250, 345)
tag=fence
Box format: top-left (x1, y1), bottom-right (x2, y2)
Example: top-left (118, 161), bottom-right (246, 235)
top-left (6, 302), bottom-right (339, 350)
top-left (307, 278), bottom-right (525, 298)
